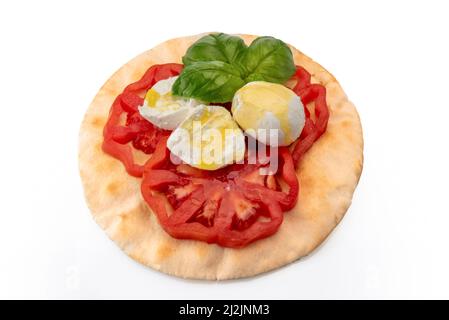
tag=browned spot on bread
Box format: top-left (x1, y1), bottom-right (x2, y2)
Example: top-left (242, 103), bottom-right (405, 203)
top-left (354, 158), bottom-right (364, 174)
top-left (129, 251), bottom-right (146, 265)
top-left (299, 163), bottom-right (334, 201)
top-left (96, 158), bottom-right (117, 173)
top-left (344, 132), bottom-right (356, 144)
top-left (157, 243), bottom-right (174, 260)
top-left (299, 173), bottom-right (314, 189)
top-left (319, 131), bottom-right (339, 148)
top-left (113, 204), bottom-right (152, 243)
top-left (106, 181), bottom-right (120, 195)
top-left (101, 83), bottom-right (122, 97)
top-left (95, 141), bottom-right (103, 151)
top-left (341, 120), bottom-right (352, 128)
top-left (196, 246), bottom-right (207, 258)
top-left (91, 116), bottom-right (106, 128)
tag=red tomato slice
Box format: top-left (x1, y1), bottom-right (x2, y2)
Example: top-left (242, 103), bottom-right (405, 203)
top-left (141, 137), bottom-right (299, 248)
top-left (102, 63), bottom-right (183, 177)
top-left (291, 67), bottom-right (330, 164)
top-left (291, 65), bottom-right (311, 92)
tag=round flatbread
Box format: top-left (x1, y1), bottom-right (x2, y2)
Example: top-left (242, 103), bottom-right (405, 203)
top-left (79, 33), bottom-right (363, 280)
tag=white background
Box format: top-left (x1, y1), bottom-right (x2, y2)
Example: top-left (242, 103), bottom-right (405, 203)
top-left (1, 0), bottom-right (448, 299)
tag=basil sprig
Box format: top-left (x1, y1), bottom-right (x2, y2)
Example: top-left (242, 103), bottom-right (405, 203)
top-left (172, 33), bottom-right (295, 103)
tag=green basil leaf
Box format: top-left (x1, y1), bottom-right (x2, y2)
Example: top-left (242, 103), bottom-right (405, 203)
top-left (176, 33), bottom-right (296, 103)
top-left (182, 33), bottom-right (247, 69)
top-left (240, 36), bottom-right (296, 83)
top-left (172, 61), bottom-right (246, 103)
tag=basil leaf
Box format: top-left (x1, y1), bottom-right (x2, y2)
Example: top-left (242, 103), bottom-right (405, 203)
top-left (240, 36), bottom-right (296, 83)
top-left (182, 33), bottom-right (247, 68)
top-left (172, 61), bottom-right (246, 103)
top-left (176, 33), bottom-right (296, 103)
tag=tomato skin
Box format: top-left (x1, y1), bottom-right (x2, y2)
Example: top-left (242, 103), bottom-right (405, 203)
top-left (291, 65), bottom-right (311, 92)
top-left (120, 92), bottom-right (142, 113)
top-left (111, 121), bottom-right (152, 144)
top-left (124, 63), bottom-right (183, 94)
top-left (102, 95), bottom-right (145, 177)
top-left (216, 196), bottom-right (283, 248)
top-left (143, 135), bottom-right (171, 170)
top-left (291, 71), bottom-right (330, 165)
top-left (102, 64), bottom-right (183, 177)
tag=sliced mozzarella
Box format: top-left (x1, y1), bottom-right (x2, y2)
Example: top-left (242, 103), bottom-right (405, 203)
top-left (167, 105), bottom-right (245, 171)
top-left (231, 81), bottom-right (305, 146)
top-left (138, 76), bottom-right (201, 130)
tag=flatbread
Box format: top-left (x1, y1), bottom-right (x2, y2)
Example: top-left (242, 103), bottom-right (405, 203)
top-left (79, 33), bottom-right (363, 280)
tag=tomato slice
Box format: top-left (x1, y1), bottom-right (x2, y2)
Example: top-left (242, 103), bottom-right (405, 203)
top-left (141, 137), bottom-right (299, 248)
top-left (290, 67), bottom-right (330, 164)
top-left (291, 65), bottom-right (312, 92)
top-left (102, 63), bottom-right (183, 177)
